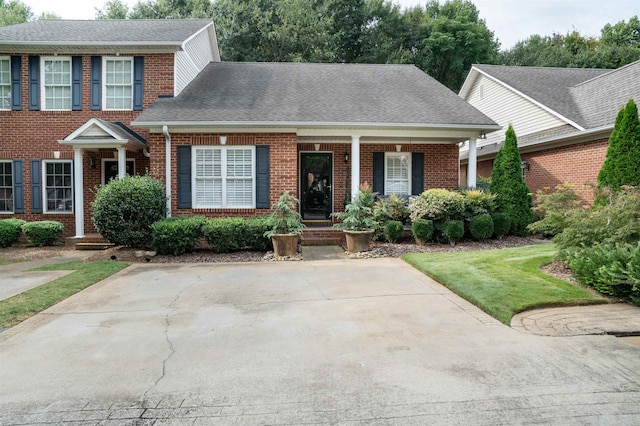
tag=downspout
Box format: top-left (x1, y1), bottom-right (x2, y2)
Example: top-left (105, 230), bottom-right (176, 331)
top-left (163, 125), bottom-right (172, 218)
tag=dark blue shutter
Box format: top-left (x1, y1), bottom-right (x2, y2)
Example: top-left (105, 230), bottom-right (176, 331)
top-left (31, 160), bottom-right (42, 213)
top-left (10, 56), bottom-right (22, 110)
top-left (90, 56), bottom-right (101, 110)
top-left (372, 152), bottom-right (384, 196)
top-left (71, 56), bottom-right (82, 110)
top-left (411, 153), bottom-right (424, 195)
top-left (13, 160), bottom-right (24, 213)
top-left (177, 146), bottom-right (191, 209)
top-left (133, 56), bottom-right (144, 110)
top-left (255, 145), bottom-right (270, 208)
top-left (28, 56), bottom-right (39, 110)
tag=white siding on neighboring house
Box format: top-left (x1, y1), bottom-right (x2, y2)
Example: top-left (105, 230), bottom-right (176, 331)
top-left (175, 29), bottom-right (216, 95)
top-left (465, 74), bottom-right (571, 148)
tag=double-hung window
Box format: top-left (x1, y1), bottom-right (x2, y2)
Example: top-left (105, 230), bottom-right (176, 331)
top-left (42, 57), bottom-right (71, 110)
top-left (43, 161), bottom-right (73, 213)
top-left (103, 57), bottom-right (133, 110)
top-left (0, 161), bottom-right (13, 213)
top-left (0, 57), bottom-right (10, 110)
top-left (193, 146), bottom-right (255, 208)
top-left (385, 153), bottom-right (411, 196)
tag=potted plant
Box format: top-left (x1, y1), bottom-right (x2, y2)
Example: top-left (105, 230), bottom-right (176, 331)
top-left (264, 191), bottom-right (305, 256)
top-left (332, 184), bottom-right (378, 252)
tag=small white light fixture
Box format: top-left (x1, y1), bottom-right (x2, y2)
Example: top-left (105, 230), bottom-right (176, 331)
top-left (53, 151), bottom-right (60, 159)
top-left (314, 143), bottom-right (320, 152)
top-left (396, 144), bottom-right (402, 152)
top-left (220, 136), bottom-right (227, 145)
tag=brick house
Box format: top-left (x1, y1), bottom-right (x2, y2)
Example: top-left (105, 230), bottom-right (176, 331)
top-left (1, 19), bottom-right (498, 240)
top-left (458, 60), bottom-right (640, 203)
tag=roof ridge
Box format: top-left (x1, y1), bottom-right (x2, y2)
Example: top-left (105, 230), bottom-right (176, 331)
top-left (572, 58), bottom-right (640, 88)
top-left (474, 63), bottom-right (607, 72)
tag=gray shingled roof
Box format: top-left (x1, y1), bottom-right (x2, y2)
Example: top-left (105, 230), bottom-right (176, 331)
top-left (0, 19), bottom-right (211, 46)
top-left (134, 62), bottom-right (497, 127)
top-left (473, 64), bottom-right (611, 128)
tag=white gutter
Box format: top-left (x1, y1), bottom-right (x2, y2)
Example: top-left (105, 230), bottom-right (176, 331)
top-left (163, 125), bottom-right (172, 218)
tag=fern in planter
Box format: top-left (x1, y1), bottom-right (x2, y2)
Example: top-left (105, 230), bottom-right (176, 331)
top-left (332, 185), bottom-right (378, 231)
top-left (264, 191), bottom-right (305, 238)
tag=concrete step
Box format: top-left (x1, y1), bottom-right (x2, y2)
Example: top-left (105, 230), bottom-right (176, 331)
top-left (74, 242), bottom-right (115, 251)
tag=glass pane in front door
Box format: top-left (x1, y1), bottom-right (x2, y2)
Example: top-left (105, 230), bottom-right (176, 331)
top-left (103, 160), bottom-right (134, 184)
top-left (301, 153), bottom-right (332, 220)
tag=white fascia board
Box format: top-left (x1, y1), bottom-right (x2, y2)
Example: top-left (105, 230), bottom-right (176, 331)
top-left (473, 67), bottom-right (586, 131)
top-left (458, 66), bottom-right (480, 99)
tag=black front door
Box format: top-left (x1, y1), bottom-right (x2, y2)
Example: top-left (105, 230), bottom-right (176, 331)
top-left (103, 160), bottom-right (135, 184)
top-left (300, 153), bottom-right (332, 220)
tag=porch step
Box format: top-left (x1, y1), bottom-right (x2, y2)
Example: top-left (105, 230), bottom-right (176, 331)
top-left (66, 233), bottom-right (114, 250)
top-left (75, 242), bottom-right (116, 250)
top-left (302, 227), bottom-right (344, 246)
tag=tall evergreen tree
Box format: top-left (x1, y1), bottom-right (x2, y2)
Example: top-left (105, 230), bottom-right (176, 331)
top-left (597, 99), bottom-right (640, 190)
top-left (489, 125), bottom-right (535, 236)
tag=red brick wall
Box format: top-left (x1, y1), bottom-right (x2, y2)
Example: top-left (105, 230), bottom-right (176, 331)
top-left (151, 138), bottom-right (460, 218)
top-left (0, 53), bottom-right (171, 235)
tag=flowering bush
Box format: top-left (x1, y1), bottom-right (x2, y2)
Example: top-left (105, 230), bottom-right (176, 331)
top-left (408, 189), bottom-right (465, 223)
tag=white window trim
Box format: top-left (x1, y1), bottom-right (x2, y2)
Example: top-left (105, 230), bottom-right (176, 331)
top-left (0, 56), bottom-right (10, 111)
top-left (40, 56), bottom-right (72, 111)
top-left (42, 159), bottom-right (74, 214)
top-left (192, 146), bottom-right (256, 209)
top-left (384, 152), bottom-right (411, 196)
top-left (0, 160), bottom-right (13, 214)
top-left (102, 56), bottom-right (134, 111)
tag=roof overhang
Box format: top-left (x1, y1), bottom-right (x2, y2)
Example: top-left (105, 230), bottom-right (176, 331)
top-left (0, 42), bottom-right (182, 55)
top-left (132, 121), bottom-right (501, 144)
top-left (460, 125), bottom-right (613, 163)
top-left (58, 118), bottom-right (147, 151)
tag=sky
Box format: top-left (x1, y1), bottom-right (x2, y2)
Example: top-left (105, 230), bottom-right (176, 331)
top-left (21, 0), bottom-right (640, 50)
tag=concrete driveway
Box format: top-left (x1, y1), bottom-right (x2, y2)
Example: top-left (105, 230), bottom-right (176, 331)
top-left (1, 258), bottom-right (640, 425)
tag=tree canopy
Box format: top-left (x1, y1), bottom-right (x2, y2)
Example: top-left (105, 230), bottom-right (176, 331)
top-left (0, 0), bottom-right (32, 26)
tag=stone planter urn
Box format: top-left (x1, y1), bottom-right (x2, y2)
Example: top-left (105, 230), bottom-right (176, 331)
top-left (344, 229), bottom-right (374, 253)
top-left (271, 233), bottom-right (300, 257)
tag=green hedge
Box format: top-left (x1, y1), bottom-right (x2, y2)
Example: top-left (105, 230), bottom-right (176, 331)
top-left (22, 221), bottom-right (64, 247)
top-left (0, 218), bottom-right (26, 248)
top-left (151, 216), bottom-right (206, 255)
top-left (202, 217), bottom-right (271, 253)
top-left (383, 220), bottom-right (404, 243)
top-left (411, 219), bottom-right (434, 244)
top-left (469, 214), bottom-right (494, 242)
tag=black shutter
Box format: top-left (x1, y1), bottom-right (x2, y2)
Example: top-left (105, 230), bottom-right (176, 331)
top-left (90, 56), bottom-right (101, 110)
top-left (28, 56), bottom-right (39, 110)
top-left (13, 160), bottom-right (24, 213)
top-left (133, 56), bottom-right (144, 110)
top-left (372, 152), bottom-right (384, 196)
top-left (71, 56), bottom-right (82, 110)
top-left (255, 145), bottom-right (270, 208)
top-left (10, 56), bottom-right (22, 111)
top-left (411, 152), bottom-right (424, 195)
top-left (31, 160), bottom-right (42, 213)
top-left (176, 146), bottom-right (191, 209)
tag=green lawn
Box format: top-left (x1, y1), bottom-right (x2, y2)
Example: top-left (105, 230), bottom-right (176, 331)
top-left (403, 244), bottom-right (606, 325)
top-left (0, 260), bottom-right (129, 330)
top-left (0, 259), bottom-right (21, 266)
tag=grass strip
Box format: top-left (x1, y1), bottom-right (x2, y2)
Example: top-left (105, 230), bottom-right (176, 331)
top-left (403, 244), bottom-right (606, 325)
top-left (0, 259), bottom-right (22, 266)
top-left (0, 260), bottom-right (129, 330)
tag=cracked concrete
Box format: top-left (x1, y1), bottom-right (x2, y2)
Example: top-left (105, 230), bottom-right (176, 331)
top-left (1, 258), bottom-right (640, 424)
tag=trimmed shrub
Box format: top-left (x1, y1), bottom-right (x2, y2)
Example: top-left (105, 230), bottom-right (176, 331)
top-left (92, 175), bottom-right (166, 248)
top-left (374, 194), bottom-right (411, 224)
top-left (22, 221), bottom-right (64, 247)
top-left (528, 184), bottom-right (583, 237)
top-left (461, 189), bottom-right (496, 220)
top-left (565, 243), bottom-right (640, 304)
top-left (442, 220), bottom-right (464, 245)
top-left (0, 218), bottom-right (26, 248)
top-left (490, 125), bottom-right (536, 236)
top-left (243, 216), bottom-right (272, 251)
top-left (383, 220), bottom-right (404, 243)
top-left (151, 216), bottom-right (206, 255)
top-left (411, 219), bottom-right (434, 244)
top-left (469, 214), bottom-right (494, 242)
top-left (408, 188), bottom-right (465, 223)
top-left (491, 212), bottom-right (511, 239)
top-left (203, 217), bottom-right (245, 253)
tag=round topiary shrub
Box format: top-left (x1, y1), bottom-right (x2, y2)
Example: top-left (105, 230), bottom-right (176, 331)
top-left (411, 219), bottom-right (434, 245)
top-left (469, 214), bottom-right (494, 242)
top-left (491, 212), bottom-right (511, 240)
top-left (22, 220), bottom-right (64, 247)
top-left (92, 175), bottom-right (166, 248)
top-left (442, 220), bottom-right (464, 245)
top-left (383, 220), bottom-right (404, 243)
top-left (0, 218), bottom-right (26, 247)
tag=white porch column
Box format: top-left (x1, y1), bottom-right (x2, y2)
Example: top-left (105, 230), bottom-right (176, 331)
top-left (117, 147), bottom-right (126, 179)
top-left (163, 125), bottom-right (171, 217)
top-left (467, 137), bottom-right (477, 188)
top-left (73, 148), bottom-right (85, 238)
top-left (351, 135), bottom-right (360, 200)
